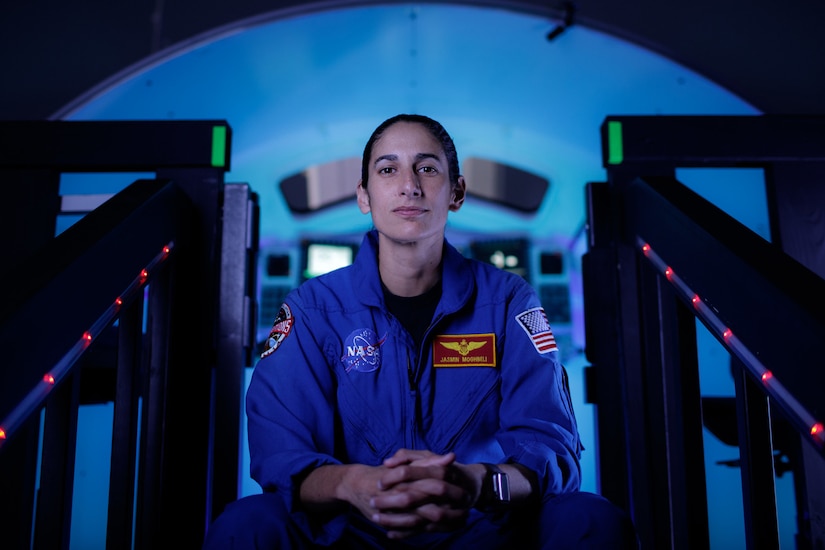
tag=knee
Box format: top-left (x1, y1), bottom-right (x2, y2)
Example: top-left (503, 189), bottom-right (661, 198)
top-left (539, 491), bottom-right (639, 549)
top-left (203, 493), bottom-right (290, 549)
top-left (550, 491), bottom-right (625, 519)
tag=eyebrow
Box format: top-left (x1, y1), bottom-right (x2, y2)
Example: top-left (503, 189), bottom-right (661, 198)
top-left (373, 152), bottom-right (441, 167)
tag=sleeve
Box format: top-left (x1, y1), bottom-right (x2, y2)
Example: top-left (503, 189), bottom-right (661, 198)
top-left (245, 296), bottom-right (348, 541)
top-left (497, 280), bottom-right (584, 500)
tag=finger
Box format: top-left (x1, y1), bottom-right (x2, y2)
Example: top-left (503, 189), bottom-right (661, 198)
top-left (409, 452), bottom-right (456, 468)
top-left (381, 458), bottom-right (465, 488)
top-left (371, 485), bottom-right (431, 511)
top-left (372, 478), bottom-right (469, 512)
top-left (371, 509), bottom-right (427, 531)
top-left (416, 503), bottom-right (469, 530)
top-left (378, 463), bottom-right (427, 488)
top-left (378, 463), bottom-right (450, 491)
top-left (383, 504), bottom-right (469, 540)
top-left (383, 449), bottom-right (436, 467)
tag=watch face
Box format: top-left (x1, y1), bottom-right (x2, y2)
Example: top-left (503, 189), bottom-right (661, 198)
top-left (492, 471), bottom-right (511, 502)
top-left (480, 463), bottom-right (511, 510)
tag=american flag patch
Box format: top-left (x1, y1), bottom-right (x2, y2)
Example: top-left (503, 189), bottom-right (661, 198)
top-left (516, 307), bottom-right (558, 354)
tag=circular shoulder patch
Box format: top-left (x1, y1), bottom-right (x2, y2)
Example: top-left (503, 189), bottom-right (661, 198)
top-left (261, 303), bottom-right (294, 359)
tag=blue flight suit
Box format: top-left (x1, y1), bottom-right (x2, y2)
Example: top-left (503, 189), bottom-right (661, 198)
top-left (204, 230), bottom-right (637, 548)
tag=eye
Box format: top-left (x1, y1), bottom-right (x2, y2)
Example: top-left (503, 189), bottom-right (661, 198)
top-left (418, 165), bottom-right (437, 174)
top-left (378, 166), bottom-right (396, 175)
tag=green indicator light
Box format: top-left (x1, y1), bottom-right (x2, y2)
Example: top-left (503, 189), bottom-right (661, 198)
top-left (607, 121), bottom-right (623, 165)
top-left (211, 125), bottom-right (227, 167)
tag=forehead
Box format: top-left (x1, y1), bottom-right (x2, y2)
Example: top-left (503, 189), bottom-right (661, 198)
top-left (371, 122), bottom-right (444, 160)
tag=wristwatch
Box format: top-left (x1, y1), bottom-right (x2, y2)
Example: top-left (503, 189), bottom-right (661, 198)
top-left (479, 463), bottom-right (510, 510)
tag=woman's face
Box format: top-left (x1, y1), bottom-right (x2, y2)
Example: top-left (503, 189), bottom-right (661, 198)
top-left (357, 121), bottom-right (465, 246)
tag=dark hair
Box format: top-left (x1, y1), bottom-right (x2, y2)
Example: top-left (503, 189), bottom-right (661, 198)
top-left (360, 114), bottom-right (461, 189)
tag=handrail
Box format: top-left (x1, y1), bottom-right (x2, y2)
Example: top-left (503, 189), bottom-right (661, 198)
top-left (0, 177), bottom-right (199, 548)
top-left (0, 179), bottom-right (195, 426)
top-left (623, 175), bottom-right (825, 457)
top-left (589, 114), bottom-right (825, 549)
top-left (636, 236), bottom-right (824, 453)
top-left (0, 119), bottom-right (249, 549)
top-left (0, 240), bottom-right (174, 449)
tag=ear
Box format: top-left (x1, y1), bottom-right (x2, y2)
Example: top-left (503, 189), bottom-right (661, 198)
top-left (449, 176), bottom-right (466, 212)
top-left (356, 180), bottom-right (371, 214)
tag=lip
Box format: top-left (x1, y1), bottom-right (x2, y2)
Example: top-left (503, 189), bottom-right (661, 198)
top-left (393, 206), bottom-right (427, 217)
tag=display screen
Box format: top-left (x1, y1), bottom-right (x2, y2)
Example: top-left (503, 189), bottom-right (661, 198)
top-left (469, 238), bottom-right (530, 280)
top-left (303, 242), bottom-right (356, 279)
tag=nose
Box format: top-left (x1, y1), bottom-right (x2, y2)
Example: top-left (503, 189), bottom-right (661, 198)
top-left (400, 169), bottom-right (422, 197)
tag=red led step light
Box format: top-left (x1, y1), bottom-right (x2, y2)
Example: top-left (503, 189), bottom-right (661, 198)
top-left (812, 423), bottom-right (825, 446)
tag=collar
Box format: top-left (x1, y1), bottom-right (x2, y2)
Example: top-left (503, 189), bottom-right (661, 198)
top-left (351, 230), bottom-right (475, 315)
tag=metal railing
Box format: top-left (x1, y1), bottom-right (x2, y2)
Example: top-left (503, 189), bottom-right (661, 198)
top-left (0, 121), bottom-right (257, 548)
top-left (584, 115), bottom-right (825, 549)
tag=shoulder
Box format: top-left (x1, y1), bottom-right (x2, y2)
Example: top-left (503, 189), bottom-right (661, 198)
top-left (291, 264), bottom-right (354, 307)
top-left (466, 256), bottom-right (532, 293)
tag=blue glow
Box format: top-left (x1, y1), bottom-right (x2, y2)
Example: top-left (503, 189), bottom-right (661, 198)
top-left (677, 168), bottom-right (771, 241)
top-left (62, 4), bottom-right (758, 243)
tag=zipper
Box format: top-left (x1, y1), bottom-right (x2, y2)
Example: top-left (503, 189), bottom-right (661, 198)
top-left (403, 309), bottom-right (448, 448)
top-left (406, 313), bottom-right (442, 449)
top-left (407, 353), bottom-right (415, 389)
top-left (413, 312), bottom-right (442, 384)
top-left (406, 353), bottom-right (417, 448)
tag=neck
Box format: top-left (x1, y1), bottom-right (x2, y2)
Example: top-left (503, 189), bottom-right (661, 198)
top-left (377, 234), bottom-right (443, 297)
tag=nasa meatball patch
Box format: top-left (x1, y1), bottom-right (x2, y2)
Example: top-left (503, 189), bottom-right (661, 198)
top-left (260, 303), bottom-right (294, 359)
top-left (340, 328), bottom-right (386, 373)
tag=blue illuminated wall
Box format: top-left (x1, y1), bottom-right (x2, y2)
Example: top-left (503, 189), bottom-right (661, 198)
top-left (56, 4), bottom-right (784, 548)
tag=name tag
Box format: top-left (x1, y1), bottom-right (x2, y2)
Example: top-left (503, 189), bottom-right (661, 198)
top-left (433, 333), bottom-right (496, 367)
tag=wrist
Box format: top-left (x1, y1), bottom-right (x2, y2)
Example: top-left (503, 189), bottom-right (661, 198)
top-left (336, 463), bottom-right (367, 504)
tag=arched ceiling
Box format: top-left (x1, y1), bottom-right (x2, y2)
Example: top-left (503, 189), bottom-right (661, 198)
top-left (4, 0), bottom-right (805, 258)
top-left (3, 0), bottom-right (824, 121)
top-left (46, 3), bottom-right (759, 248)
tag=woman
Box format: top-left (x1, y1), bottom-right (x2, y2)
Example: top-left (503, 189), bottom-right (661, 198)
top-left (204, 114), bottom-right (638, 548)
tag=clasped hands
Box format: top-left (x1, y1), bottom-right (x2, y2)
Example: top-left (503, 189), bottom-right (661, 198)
top-left (347, 448), bottom-right (485, 540)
